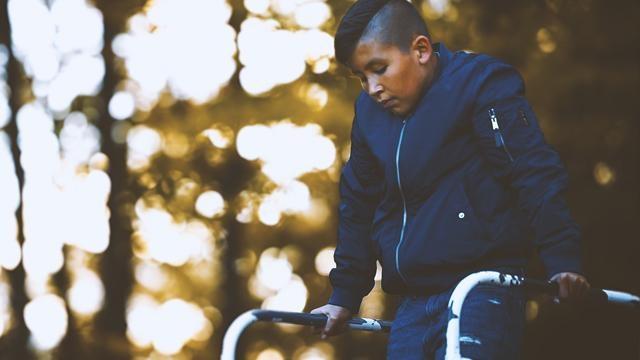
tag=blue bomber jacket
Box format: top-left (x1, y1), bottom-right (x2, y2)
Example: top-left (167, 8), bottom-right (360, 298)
top-left (328, 43), bottom-right (582, 315)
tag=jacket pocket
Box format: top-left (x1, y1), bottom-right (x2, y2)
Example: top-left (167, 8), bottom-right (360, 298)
top-left (400, 181), bottom-right (491, 270)
top-left (489, 107), bottom-right (514, 162)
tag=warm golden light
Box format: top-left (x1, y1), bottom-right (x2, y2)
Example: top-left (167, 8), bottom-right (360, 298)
top-left (24, 294), bottom-right (68, 350)
top-left (135, 203), bottom-right (214, 266)
top-left (152, 299), bottom-right (210, 355)
top-left (0, 280), bottom-right (11, 338)
top-left (302, 83), bottom-right (329, 111)
top-left (203, 127), bottom-right (233, 149)
top-left (126, 295), bottom-right (210, 355)
top-left (195, 190), bottom-right (225, 218)
top-left (127, 125), bottom-right (162, 171)
top-left (237, 18), bottom-right (334, 95)
top-left (126, 294), bottom-right (158, 348)
top-left (236, 121), bottom-right (336, 185)
top-left (256, 348), bottom-right (285, 360)
top-left (594, 162), bottom-right (615, 186)
top-left (525, 300), bottom-right (539, 322)
top-left (113, 0), bottom-right (236, 106)
top-left (261, 274), bottom-right (308, 312)
top-left (293, 2), bottom-right (332, 29)
top-left (67, 269), bottom-right (105, 316)
top-left (314, 247), bottom-right (335, 276)
top-left (256, 248), bottom-right (294, 291)
top-left (8, 0), bottom-right (105, 114)
top-left (537, 28), bottom-right (557, 53)
top-left (294, 343), bottom-right (335, 360)
top-left (108, 90), bottom-right (136, 120)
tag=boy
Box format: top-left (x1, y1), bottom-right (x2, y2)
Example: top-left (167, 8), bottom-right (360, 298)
top-left (310, 0), bottom-right (590, 358)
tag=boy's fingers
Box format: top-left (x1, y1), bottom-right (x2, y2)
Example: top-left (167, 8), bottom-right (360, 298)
top-left (557, 277), bottom-right (569, 299)
top-left (322, 316), bottom-right (336, 338)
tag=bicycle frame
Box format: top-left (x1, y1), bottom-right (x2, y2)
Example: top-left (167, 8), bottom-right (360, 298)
top-left (221, 271), bottom-right (639, 360)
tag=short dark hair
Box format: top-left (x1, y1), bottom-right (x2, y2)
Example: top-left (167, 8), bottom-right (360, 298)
top-left (334, 0), bottom-right (430, 66)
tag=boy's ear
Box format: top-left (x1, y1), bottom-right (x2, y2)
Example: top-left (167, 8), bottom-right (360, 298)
top-left (412, 35), bottom-right (433, 65)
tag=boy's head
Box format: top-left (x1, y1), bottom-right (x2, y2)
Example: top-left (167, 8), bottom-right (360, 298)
top-left (335, 0), bottom-right (438, 117)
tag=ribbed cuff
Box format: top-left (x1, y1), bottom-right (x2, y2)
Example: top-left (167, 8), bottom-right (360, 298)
top-left (328, 287), bottom-right (363, 315)
top-left (539, 240), bottom-right (583, 279)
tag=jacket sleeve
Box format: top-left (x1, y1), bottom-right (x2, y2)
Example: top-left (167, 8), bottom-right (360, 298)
top-left (328, 101), bottom-right (383, 315)
top-left (470, 62), bottom-right (583, 278)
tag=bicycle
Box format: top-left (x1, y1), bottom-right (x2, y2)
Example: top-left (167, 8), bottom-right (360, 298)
top-left (221, 271), bottom-right (639, 360)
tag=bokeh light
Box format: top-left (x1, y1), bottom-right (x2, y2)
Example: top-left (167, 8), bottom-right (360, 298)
top-left (314, 247), bottom-right (335, 276)
top-left (525, 300), bottom-right (539, 322)
top-left (24, 294), bottom-right (68, 351)
top-left (256, 348), bottom-right (285, 360)
top-left (256, 248), bottom-right (294, 292)
top-left (236, 121), bottom-right (336, 185)
top-left (203, 127), bottom-right (233, 149)
top-left (0, 134), bottom-right (21, 270)
top-left (134, 200), bottom-right (215, 266)
top-left (8, 0), bottom-right (105, 114)
top-left (126, 295), bottom-right (211, 355)
top-left (195, 190), bottom-right (225, 218)
top-left (108, 90), bottom-right (136, 120)
top-left (134, 262), bottom-right (168, 292)
top-left (594, 162), bottom-right (616, 186)
top-left (237, 18), bottom-right (334, 95)
top-left (127, 125), bottom-right (163, 171)
top-left (536, 28), bottom-right (557, 54)
top-left (112, 0), bottom-right (236, 107)
top-left (67, 269), bottom-right (105, 316)
top-left (261, 274), bottom-right (308, 312)
top-left (294, 343), bottom-right (335, 360)
top-left (0, 280), bottom-right (12, 338)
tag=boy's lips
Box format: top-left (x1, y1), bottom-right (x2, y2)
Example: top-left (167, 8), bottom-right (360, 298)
top-left (381, 98), bottom-right (396, 109)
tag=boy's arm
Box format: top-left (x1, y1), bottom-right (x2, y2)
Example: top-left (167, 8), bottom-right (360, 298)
top-left (327, 102), bottom-right (383, 315)
top-left (470, 63), bottom-right (589, 297)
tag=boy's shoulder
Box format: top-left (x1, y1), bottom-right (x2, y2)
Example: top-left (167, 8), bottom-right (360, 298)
top-left (448, 48), bottom-right (514, 78)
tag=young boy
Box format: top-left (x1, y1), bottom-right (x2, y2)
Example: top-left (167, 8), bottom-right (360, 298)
top-left (310, 0), bottom-right (590, 358)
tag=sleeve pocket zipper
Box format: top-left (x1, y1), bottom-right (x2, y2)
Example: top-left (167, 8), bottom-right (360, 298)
top-left (489, 108), bottom-right (514, 162)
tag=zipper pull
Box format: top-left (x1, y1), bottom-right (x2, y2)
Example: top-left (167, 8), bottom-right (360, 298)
top-left (489, 108), bottom-right (499, 130)
top-left (488, 107), bottom-right (514, 162)
top-left (489, 108), bottom-right (503, 146)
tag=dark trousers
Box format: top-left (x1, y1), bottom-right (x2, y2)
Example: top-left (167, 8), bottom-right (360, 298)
top-left (386, 283), bottom-right (526, 359)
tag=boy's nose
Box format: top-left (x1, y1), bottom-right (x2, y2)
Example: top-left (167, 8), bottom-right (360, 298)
top-left (368, 81), bottom-right (383, 97)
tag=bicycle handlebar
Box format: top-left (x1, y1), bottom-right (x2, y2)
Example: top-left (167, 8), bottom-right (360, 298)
top-left (252, 310), bottom-right (393, 332)
top-left (221, 272), bottom-right (639, 360)
top-left (522, 278), bottom-right (640, 307)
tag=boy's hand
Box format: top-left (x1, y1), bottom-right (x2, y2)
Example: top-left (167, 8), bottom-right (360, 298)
top-left (550, 272), bottom-right (591, 301)
top-left (309, 304), bottom-right (352, 339)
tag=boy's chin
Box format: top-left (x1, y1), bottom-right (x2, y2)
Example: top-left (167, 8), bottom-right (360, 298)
top-left (389, 106), bottom-right (408, 118)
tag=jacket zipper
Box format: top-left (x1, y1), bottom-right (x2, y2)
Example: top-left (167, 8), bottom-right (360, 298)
top-left (489, 108), bottom-right (514, 162)
top-left (394, 119), bottom-right (409, 285)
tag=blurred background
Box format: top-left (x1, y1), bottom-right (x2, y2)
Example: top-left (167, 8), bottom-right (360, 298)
top-left (0, 0), bottom-right (637, 359)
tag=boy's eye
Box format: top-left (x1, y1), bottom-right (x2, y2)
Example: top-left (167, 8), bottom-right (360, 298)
top-left (373, 66), bottom-right (387, 75)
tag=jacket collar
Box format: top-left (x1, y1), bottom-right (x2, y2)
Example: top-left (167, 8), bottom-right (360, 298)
top-left (421, 42), bottom-right (451, 98)
top-left (402, 42), bottom-right (452, 119)
top-left (432, 42), bottom-right (452, 84)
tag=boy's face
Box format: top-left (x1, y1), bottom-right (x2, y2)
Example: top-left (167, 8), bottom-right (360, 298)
top-left (348, 36), bottom-right (436, 117)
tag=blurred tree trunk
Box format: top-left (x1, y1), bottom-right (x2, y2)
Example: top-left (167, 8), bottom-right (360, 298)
top-left (93, 2), bottom-right (136, 358)
top-left (0, 1), bottom-right (32, 358)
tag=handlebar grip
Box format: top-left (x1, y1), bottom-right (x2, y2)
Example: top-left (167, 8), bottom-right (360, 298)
top-left (251, 310), bottom-right (393, 332)
top-left (521, 279), bottom-right (635, 306)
